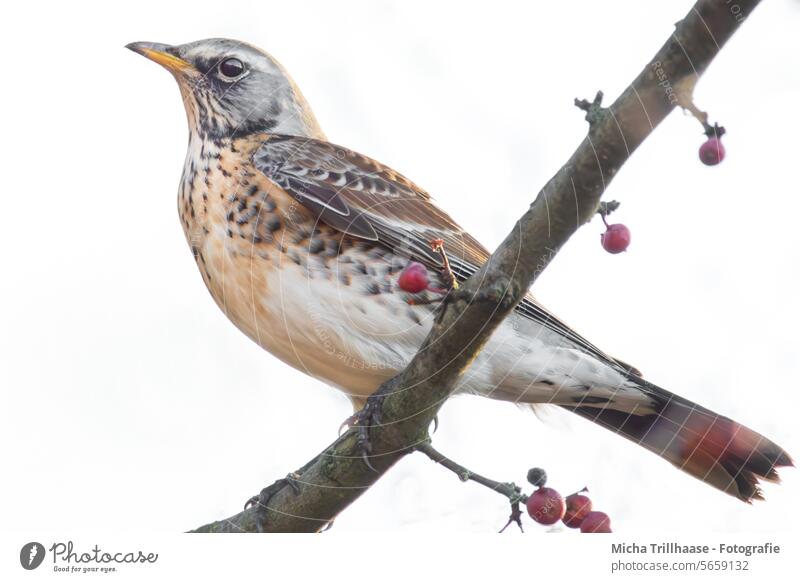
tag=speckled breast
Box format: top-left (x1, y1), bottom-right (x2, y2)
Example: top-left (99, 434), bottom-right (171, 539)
top-left (175, 132), bottom-right (439, 399)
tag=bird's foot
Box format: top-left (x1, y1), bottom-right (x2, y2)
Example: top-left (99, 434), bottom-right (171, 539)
top-left (344, 393), bottom-right (385, 472)
top-left (244, 473), bottom-right (302, 532)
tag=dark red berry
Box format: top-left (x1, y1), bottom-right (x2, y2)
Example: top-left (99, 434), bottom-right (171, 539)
top-left (398, 262), bottom-right (429, 293)
top-left (526, 487), bottom-right (566, 525)
top-left (601, 223), bottom-right (631, 254)
top-left (699, 136), bottom-right (725, 166)
top-left (580, 511), bottom-right (612, 533)
top-left (562, 493), bottom-right (593, 528)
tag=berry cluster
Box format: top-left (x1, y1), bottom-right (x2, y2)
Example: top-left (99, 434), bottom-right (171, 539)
top-left (524, 468), bottom-right (611, 533)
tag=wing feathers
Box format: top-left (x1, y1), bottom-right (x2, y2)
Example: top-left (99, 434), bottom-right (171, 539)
top-left (253, 134), bottom-right (626, 370)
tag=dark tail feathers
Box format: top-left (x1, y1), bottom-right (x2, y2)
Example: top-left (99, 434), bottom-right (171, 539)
top-left (562, 374), bottom-right (793, 502)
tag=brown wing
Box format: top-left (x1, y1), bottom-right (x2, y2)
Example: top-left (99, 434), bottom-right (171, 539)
top-left (253, 134), bottom-right (487, 270)
top-left (253, 134), bottom-right (636, 373)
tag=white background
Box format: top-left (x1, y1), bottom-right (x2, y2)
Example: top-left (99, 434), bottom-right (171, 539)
top-left (1, 0), bottom-right (799, 543)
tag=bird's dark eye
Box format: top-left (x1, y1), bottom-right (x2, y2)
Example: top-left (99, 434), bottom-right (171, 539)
top-left (218, 58), bottom-right (245, 79)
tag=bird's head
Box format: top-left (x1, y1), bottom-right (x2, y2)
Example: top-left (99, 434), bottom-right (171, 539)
top-left (126, 38), bottom-right (323, 140)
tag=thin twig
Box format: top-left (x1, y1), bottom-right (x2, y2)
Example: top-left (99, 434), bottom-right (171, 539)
top-left (417, 442), bottom-right (527, 533)
top-left (416, 442), bottom-right (525, 503)
top-left (430, 238), bottom-right (458, 290)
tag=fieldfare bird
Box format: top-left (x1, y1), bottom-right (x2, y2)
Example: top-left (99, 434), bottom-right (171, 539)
top-left (127, 38), bottom-right (791, 502)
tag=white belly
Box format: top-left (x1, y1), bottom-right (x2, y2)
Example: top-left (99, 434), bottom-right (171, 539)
top-left (198, 219), bottom-right (645, 411)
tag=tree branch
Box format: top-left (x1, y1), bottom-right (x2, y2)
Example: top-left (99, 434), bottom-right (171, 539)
top-left (191, 0), bottom-right (760, 533)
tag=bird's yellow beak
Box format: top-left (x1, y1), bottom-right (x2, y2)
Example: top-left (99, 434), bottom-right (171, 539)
top-left (126, 41), bottom-right (193, 72)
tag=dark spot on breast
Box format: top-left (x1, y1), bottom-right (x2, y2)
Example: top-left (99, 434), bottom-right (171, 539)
top-left (308, 238), bottom-right (324, 254)
top-left (265, 216), bottom-right (281, 232)
top-left (287, 248), bottom-right (302, 265)
top-left (292, 227), bottom-right (312, 244)
top-left (263, 195), bottom-right (277, 212)
top-left (364, 282), bottom-right (380, 295)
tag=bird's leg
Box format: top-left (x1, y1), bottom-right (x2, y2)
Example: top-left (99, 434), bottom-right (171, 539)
top-left (346, 392), bottom-right (385, 472)
top-left (244, 473), bottom-right (302, 532)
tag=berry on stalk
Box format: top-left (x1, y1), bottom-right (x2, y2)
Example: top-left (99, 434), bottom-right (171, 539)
top-left (526, 487), bottom-right (566, 525)
top-left (563, 493), bottom-right (593, 529)
top-left (699, 123), bottom-right (726, 166)
top-left (598, 201), bottom-right (630, 254)
top-left (699, 136), bottom-right (725, 166)
top-left (397, 262), bottom-right (430, 293)
top-left (601, 223), bottom-right (631, 254)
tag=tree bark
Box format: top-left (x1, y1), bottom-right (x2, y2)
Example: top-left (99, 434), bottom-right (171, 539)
top-left (192, 0), bottom-right (760, 533)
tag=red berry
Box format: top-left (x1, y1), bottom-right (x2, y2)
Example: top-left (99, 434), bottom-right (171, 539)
top-left (398, 262), bottom-right (429, 293)
top-left (562, 493), bottom-right (593, 528)
top-left (601, 223), bottom-right (631, 254)
top-left (699, 136), bottom-right (725, 166)
top-left (526, 487), bottom-right (566, 525)
top-left (580, 511), bottom-right (612, 533)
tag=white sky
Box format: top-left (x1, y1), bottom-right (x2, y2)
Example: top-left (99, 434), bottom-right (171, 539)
top-left (1, 0), bottom-right (799, 536)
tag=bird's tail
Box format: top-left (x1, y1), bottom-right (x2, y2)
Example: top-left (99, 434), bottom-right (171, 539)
top-left (560, 373), bottom-right (793, 502)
